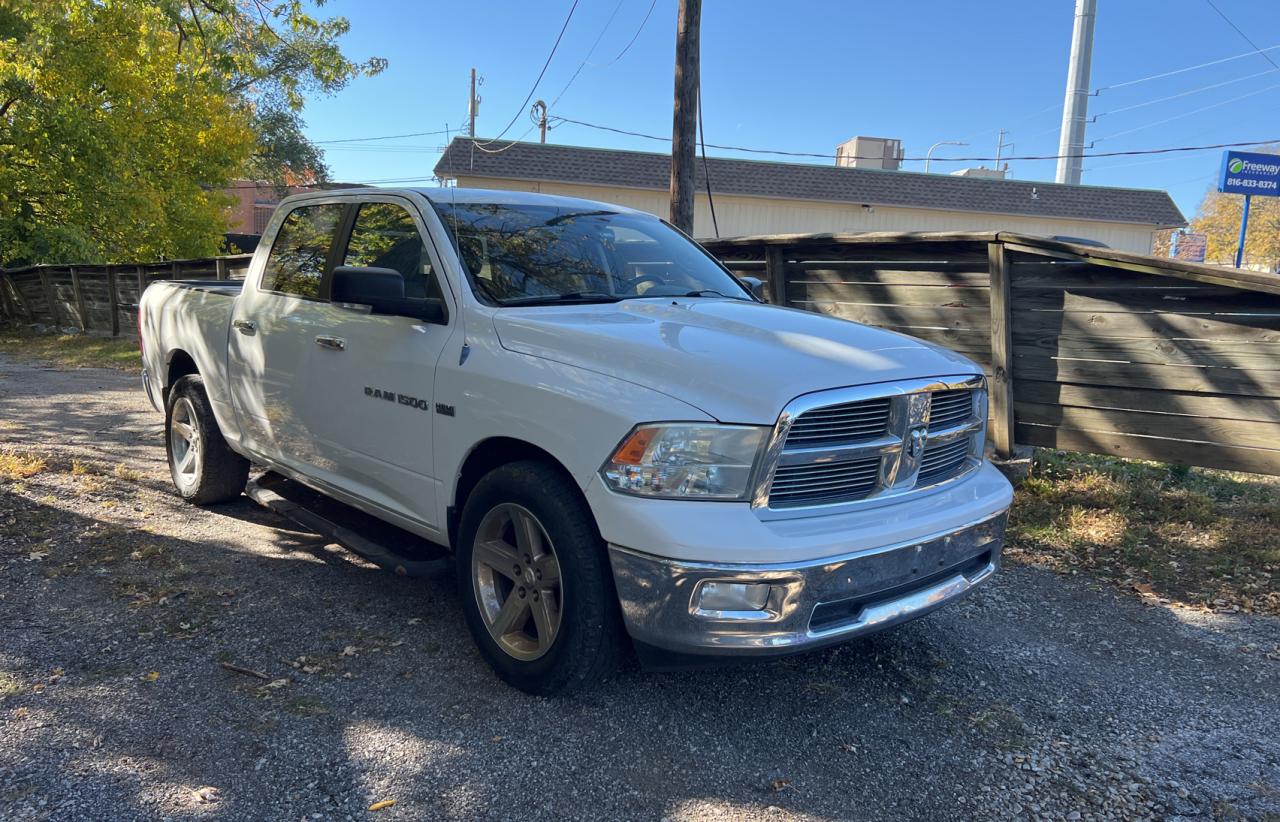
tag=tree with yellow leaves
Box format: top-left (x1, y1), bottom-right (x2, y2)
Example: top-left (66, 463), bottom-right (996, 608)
top-left (0, 1), bottom-right (383, 266)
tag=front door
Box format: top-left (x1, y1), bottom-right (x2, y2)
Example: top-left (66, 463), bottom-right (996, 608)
top-left (301, 198), bottom-right (457, 533)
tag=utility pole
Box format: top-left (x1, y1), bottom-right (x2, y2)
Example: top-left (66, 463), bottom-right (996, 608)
top-left (669, 0), bottom-right (701, 233)
top-left (531, 100), bottom-right (548, 144)
top-left (994, 129), bottom-right (1013, 170)
top-left (1055, 0), bottom-right (1097, 185)
top-left (468, 67), bottom-right (480, 137)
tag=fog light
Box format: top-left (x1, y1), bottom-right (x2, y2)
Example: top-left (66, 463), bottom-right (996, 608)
top-left (696, 581), bottom-right (771, 612)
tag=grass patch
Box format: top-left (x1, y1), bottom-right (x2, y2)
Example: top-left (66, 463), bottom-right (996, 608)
top-left (0, 448), bottom-right (46, 480)
top-left (0, 672), bottom-right (23, 700)
top-left (1009, 450), bottom-right (1280, 615)
top-left (0, 327), bottom-right (138, 370)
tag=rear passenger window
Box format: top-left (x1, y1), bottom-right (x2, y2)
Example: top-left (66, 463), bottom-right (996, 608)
top-left (260, 204), bottom-right (344, 299)
top-left (342, 202), bottom-right (441, 300)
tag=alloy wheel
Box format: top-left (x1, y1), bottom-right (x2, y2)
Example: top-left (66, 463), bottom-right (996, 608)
top-left (168, 396), bottom-right (201, 492)
top-left (471, 503), bottom-right (563, 661)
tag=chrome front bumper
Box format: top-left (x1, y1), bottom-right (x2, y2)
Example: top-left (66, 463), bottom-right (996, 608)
top-left (608, 511), bottom-right (1006, 656)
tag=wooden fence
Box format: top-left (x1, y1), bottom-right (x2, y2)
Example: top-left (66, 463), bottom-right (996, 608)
top-left (702, 231), bottom-right (1280, 477)
top-left (0, 255), bottom-right (252, 336)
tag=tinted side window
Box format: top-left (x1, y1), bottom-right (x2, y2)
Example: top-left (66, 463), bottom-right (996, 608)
top-left (342, 203), bottom-right (441, 300)
top-left (260, 204), bottom-right (344, 298)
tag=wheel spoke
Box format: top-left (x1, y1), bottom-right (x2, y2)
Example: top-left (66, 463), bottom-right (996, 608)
top-left (178, 447), bottom-right (196, 474)
top-left (172, 420), bottom-right (194, 442)
top-left (489, 591), bottom-right (529, 638)
top-left (474, 539), bottom-right (519, 580)
top-left (511, 508), bottom-right (543, 557)
top-left (529, 596), bottom-right (558, 651)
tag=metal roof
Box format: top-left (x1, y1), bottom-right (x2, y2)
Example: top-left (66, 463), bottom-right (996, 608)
top-left (434, 138), bottom-right (1186, 228)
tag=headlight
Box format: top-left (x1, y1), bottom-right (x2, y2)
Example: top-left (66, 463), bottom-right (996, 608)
top-left (600, 423), bottom-right (767, 500)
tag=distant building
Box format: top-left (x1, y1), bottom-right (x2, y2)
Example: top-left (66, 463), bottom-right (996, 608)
top-left (222, 179), bottom-right (362, 252)
top-left (951, 166), bottom-right (1008, 180)
top-left (433, 138), bottom-right (1185, 253)
top-left (836, 136), bottom-right (903, 170)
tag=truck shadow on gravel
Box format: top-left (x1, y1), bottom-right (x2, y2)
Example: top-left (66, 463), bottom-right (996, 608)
top-left (4, 488), bottom-right (1279, 820)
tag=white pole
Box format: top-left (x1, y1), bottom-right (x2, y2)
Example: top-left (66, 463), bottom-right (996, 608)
top-left (1055, 0), bottom-right (1097, 185)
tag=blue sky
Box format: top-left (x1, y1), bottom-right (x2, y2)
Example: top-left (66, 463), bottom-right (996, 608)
top-left (301, 0), bottom-right (1280, 218)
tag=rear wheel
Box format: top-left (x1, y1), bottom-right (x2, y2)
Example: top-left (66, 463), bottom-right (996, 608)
top-left (165, 374), bottom-right (249, 505)
top-left (456, 461), bottom-right (621, 695)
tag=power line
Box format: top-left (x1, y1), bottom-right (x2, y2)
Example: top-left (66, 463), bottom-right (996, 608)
top-left (1093, 67), bottom-right (1279, 120)
top-left (1095, 42), bottom-right (1280, 93)
top-left (588, 0), bottom-right (658, 68)
top-left (313, 128), bottom-right (454, 144)
top-left (1204, 0), bottom-right (1280, 72)
top-left (544, 119), bottom-right (1278, 163)
top-left (477, 0), bottom-right (580, 146)
top-left (548, 0), bottom-right (626, 109)
top-left (1093, 81), bottom-right (1280, 143)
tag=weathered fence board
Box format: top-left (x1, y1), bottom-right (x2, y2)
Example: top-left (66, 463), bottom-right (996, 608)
top-left (703, 230), bottom-right (1280, 477)
top-left (0, 255), bottom-right (252, 336)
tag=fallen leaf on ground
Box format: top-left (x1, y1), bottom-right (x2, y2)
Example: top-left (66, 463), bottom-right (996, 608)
top-left (340, 645), bottom-right (358, 657)
top-left (191, 786), bottom-right (220, 804)
top-left (1133, 582), bottom-right (1155, 596)
top-left (263, 678), bottom-right (289, 689)
top-left (369, 799), bottom-right (396, 811)
top-left (141, 671), bottom-right (159, 682)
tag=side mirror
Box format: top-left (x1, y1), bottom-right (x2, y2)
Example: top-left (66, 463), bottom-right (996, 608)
top-left (331, 265), bottom-right (445, 324)
top-left (738, 276), bottom-right (767, 302)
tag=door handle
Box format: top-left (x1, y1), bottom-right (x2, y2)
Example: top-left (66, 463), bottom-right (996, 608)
top-left (315, 335), bottom-right (346, 351)
top-left (232, 319), bottom-right (256, 335)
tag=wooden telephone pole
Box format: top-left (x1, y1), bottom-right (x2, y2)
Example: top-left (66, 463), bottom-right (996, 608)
top-left (668, 0), bottom-right (701, 233)
top-left (468, 67), bottom-right (479, 137)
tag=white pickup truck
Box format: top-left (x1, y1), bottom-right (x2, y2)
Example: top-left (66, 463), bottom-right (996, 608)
top-left (139, 188), bottom-right (1013, 695)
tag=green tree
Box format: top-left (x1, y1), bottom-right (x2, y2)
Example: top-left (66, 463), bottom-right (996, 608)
top-left (0, 0), bottom-right (383, 266)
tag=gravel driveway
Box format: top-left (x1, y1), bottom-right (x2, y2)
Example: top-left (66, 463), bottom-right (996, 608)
top-left (1, 353), bottom-right (1277, 821)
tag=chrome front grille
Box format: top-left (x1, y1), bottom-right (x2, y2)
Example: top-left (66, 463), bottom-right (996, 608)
top-left (928, 389), bottom-right (974, 430)
top-left (768, 456), bottom-right (882, 507)
top-left (784, 397), bottom-right (891, 446)
top-left (756, 376), bottom-right (986, 513)
top-left (917, 437), bottom-right (971, 484)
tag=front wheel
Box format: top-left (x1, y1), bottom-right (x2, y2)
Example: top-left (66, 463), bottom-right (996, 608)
top-left (456, 461), bottom-right (622, 696)
top-left (165, 374), bottom-right (249, 505)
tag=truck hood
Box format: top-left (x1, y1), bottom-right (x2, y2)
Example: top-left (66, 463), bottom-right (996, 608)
top-left (492, 298), bottom-right (981, 424)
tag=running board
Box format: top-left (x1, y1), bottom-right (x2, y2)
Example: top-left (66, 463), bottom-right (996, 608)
top-left (245, 472), bottom-right (452, 579)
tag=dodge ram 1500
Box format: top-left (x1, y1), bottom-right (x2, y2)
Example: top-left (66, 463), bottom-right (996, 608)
top-left (139, 188), bottom-right (1013, 695)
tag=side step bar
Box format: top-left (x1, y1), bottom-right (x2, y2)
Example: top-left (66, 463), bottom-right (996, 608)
top-left (245, 472), bottom-right (452, 579)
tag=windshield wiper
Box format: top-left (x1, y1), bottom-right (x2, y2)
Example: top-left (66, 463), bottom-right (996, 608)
top-left (679, 289), bottom-right (745, 299)
top-left (500, 291), bottom-right (622, 306)
top-left (545, 209), bottom-right (615, 226)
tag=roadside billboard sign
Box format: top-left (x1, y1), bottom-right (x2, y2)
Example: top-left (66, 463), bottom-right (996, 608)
top-left (1218, 151), bottom-right (1280, 196)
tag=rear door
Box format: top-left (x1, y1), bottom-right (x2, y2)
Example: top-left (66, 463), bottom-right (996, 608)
top-left (299, 196), bottom-right (457, 533)
top-left (228, 200), bottom-right (346, 473)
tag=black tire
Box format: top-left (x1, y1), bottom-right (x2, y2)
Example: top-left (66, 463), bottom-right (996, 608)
top-left (164, 374), bottom-right (249, 505)
top-left (456, 461), bottom-right (622, 696)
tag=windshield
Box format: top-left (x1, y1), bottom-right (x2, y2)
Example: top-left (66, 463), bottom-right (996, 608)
top-left (431, 201), bottom-right (751, 305)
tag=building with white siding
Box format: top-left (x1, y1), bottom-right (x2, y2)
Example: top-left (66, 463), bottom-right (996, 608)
top-left (433, 138), bottom-right (1185, 253)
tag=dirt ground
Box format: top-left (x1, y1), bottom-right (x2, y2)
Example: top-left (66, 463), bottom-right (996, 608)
top-left (1, 353), bottom-right (1278, 821)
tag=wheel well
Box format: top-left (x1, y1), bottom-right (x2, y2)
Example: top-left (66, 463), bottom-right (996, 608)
top-left (450, 438), bottom-right (585, 548)
top-left (164, 350), bottom-right (199, 403)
